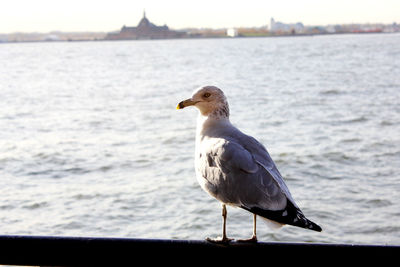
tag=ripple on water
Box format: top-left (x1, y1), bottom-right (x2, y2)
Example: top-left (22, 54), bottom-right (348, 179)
top-left (319, 89), bottom-right (343, 95)
top-left (1, 35), bottom-right (400, 244)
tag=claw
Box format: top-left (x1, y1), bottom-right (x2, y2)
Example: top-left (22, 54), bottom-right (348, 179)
top-left (206, 236), bottom-right (233, 244)
top-left (237, 235), bottom-right (258, 243)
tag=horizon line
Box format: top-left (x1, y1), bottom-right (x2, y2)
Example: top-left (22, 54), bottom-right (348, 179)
top-left (1, 20), bottom-right (399, 35)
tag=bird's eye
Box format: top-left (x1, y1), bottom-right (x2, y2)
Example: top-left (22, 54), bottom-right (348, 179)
top-left (203, 93), bottom-right (211, 98)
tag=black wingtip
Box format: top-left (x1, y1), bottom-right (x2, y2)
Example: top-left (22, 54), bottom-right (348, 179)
top-left (241, 200), bottom-right (322, 232)
top-left (287, 204), bottom-right (322, 232)
top-left (306, 219), bottom-right (322, 232)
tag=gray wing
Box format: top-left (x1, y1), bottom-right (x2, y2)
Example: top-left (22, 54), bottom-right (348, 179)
top-left (236, 132), bottom-right (298, 206)
top-left (201, 130), bottom-right (322, 232)
top-left (235, 133), bottom-right (322, 232)
top-left (199, 137), bottom-right (288, 211)
top-left (198, 131), bottom-right (322, 232)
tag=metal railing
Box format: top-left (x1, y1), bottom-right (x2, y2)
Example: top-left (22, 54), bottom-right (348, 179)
top-left (0, 235), bottom-right (398, 266)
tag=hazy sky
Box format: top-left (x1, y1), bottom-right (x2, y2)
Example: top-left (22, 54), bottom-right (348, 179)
top-left (1, 0), bottom-right (399, 33)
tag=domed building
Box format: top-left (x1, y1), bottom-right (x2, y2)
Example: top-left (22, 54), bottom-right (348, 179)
top-left (106, 11), bottom-right (187, 40)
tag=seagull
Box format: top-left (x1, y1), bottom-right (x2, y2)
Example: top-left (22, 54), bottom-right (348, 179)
top-left (177, 85), bottom-right (322, 243)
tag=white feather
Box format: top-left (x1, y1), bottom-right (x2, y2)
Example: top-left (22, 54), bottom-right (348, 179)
top-left (261, 217), bottom-right (284, 230)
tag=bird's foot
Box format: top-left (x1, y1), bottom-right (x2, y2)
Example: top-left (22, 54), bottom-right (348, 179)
top-left (206, 236), bottom-right (233, 244)
top-left (236, 235), bottom-right (258, 243)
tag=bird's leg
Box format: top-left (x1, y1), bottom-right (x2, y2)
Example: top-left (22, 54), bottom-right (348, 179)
top-left (237, 214), bottom-right (258, 243)
top-left (206, 204), bottom-right (233, 244)
top-left (221, 204), bottom-right (230, 240)
top-left (251, 213), bottom-right (257, 240)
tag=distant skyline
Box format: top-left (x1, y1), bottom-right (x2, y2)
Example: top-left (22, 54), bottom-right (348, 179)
top-left (1, 0), bottom-right (399, 33)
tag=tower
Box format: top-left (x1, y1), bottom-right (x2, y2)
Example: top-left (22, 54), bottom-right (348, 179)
top-left (270, 17), bottom-right (275, 31)
top-left (138, 9), bottom-right (150, 28)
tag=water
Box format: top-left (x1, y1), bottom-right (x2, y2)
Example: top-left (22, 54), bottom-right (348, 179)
top-left (1, 33), bottom-right (399, 244)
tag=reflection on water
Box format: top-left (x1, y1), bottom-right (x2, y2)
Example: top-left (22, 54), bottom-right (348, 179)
top-left (0, 33), bottom-right (399, 244)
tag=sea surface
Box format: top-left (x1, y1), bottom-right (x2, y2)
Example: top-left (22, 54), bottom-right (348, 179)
top-left (1, 33), bottom-right (399, 245)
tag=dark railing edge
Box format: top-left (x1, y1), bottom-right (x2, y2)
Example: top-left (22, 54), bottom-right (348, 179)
top-left (0, 235), bottom-right (398, 266)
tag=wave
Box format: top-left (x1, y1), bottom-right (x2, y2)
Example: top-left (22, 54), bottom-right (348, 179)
top-left (320, 89), bottom-right (342, 95)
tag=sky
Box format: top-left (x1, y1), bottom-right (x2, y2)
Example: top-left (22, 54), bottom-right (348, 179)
top-left (1, 0), bottom-right (399, 33)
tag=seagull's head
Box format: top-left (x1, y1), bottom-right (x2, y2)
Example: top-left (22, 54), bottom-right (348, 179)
top-left (177, 85), bottom-right (229, 118)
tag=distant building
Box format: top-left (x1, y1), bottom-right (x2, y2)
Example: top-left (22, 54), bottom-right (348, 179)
top-left (106, 11), bottom-right (187, 40)
top-left (45, 34), bottom-right (61, 41)
top-left (270, 17), bottom-right (304, 34)
top-left (226, 28), bottom-right (238, 37)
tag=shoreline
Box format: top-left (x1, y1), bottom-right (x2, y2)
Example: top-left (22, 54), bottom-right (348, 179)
top-left (1, 31), bottom-right (398, 44)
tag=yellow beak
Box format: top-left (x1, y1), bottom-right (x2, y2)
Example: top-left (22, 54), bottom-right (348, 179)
top-left (176, 98), bottom-right (198, 110)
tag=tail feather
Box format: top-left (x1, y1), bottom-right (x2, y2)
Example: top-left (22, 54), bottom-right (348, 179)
top-left (241, 199), bottom-right (322, 232)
